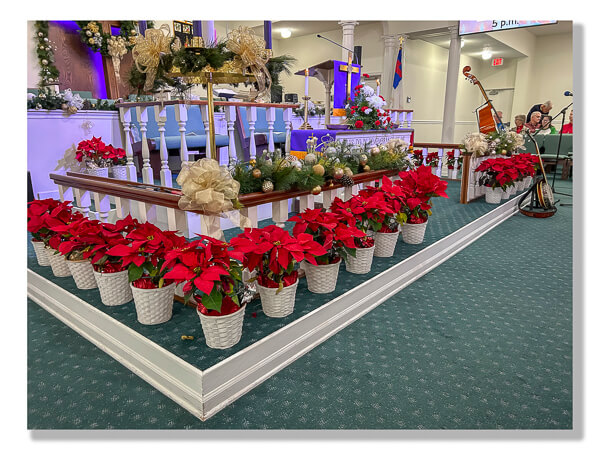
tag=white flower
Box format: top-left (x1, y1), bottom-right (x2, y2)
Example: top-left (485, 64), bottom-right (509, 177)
top-left (62, 89), bottom-right (84, 110)
top-left (367, 95), bottom-right (385, 109)
top-left (27, 93), bottom-right (35, 101)
top-left (364, 108), bottom-right (372, 114)
top-left (361, 85), bottom-right (375, 97)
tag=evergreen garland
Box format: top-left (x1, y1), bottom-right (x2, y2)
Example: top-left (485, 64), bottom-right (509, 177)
top-left (34, 21), bottom-right (60, 88)
top-left (75, 20), bottom-right (154, 56)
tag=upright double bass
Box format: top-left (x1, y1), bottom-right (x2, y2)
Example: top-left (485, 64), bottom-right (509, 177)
top-left (463, 66), bottom-right (503, 134)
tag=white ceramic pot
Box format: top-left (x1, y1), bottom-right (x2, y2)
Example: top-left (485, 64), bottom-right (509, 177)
top-left (87, 167), bottom-right (109, 177)
top-left (485, 187), bottom-right (502, 204)
top-left (345, 245), bottom-right (375, 274)
top-left (257, 280), bottom-right (299, 318)
top-left (111, 165), bottom-right (128, 180)
top-left (198, 303), bottom-right (246, 349)
top-left (373, 230), bottom-right (400, 258)
top-left (304, 260), bottom-right (341, 294)
top-left (94, 269), bottom-right (133, 306)
top-left (401, 221), bottom-right (428, 245)
top-left (46, 248), bottom-right (71, 277)
top-left (66, 259), bottom-right (97, 289)
top-left (32, 240), bottom-right (50, 266)
top-left (131, 282), bottom-right (176, 325)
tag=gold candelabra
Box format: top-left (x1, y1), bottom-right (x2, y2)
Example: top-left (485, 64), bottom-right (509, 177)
top-left (299, 96), bottom-right (313, 130)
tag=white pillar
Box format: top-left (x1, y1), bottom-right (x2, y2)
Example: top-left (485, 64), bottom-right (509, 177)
top-left (441, 25), bottom-right (461, 144)
top-left (381, 35), bottom-right (398, 109)
top-left (338, 21), bottom-right (359, 61)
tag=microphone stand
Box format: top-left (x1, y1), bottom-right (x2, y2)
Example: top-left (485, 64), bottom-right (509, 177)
top-left (316, 34), bottom-right (361, 65)
top-left (549, 101), bottom-right (573, 203)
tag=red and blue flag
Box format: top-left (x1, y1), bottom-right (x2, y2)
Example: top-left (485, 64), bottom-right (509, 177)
top-left (393, 48), bottom-right (402, 89)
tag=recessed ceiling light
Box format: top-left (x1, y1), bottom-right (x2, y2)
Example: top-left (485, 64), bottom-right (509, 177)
top-left (280, 29), bottom-right (291, 38)
top-left (481, 46), bottom-right (492, 60)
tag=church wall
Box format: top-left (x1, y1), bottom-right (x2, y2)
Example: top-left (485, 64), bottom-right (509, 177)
top-left (27, 21), bottom-right (40, 88)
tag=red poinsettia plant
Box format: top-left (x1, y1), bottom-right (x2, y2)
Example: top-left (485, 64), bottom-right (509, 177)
top-left (51, 216), bottom-right (103, 261)
top-left (360, 175), bottom-right (408, 233)
top-left (27, 198), bottom-right (67, 243)
top-left (510, 153), bottom-right (537, 180)
top-left (475, 157), bottom-right (520, 191)
top-left (410, 149), bottom-right (424, 167)
top-left (162, 236), bottom-right (245, 316)
top-left (230, 225), bottom-right (327, 291)
top-left (75, 136), bottom-right (114, 167)
top-left (395, 165), bottom-right (449, 224)
top-left (425, 152), bottom-right (440, 168)
top-left (289, 208), bottom-right (366, 264)
top-left (38, 202), bottom-right (84, 251)
top-left (106, 221), bottom-right (187, 288)
top-left (330, 192), bottom-right (395, 241)
top-left (108, 145), bottom-right (127, 166)
top-left (344, 83), bottom-right (392, 130)
top-left (446, 150), bottom-right (463, 170)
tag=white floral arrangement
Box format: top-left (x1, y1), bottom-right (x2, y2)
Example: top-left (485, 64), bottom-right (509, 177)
top-left (462, 132), bottom-right (489, 157)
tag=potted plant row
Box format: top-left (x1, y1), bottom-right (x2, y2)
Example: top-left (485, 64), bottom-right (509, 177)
top-left (76, 136), bottom-right (127, 179)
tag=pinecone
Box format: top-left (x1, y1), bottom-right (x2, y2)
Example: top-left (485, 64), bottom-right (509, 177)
top-left (340, 174), bottom-right (354, 187)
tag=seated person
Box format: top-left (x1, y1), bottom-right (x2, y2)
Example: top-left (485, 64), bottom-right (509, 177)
top-left (561, 110), bottom-right (573, 134)
top-left (524, 111), bottom-right (542, 133)
top-left (493, 110), bottom-right (505, 130)
top-left (526, 100), bottom-right (553, 123)
top-left (537, 114), bottom-right (557, 135)
top-left (511, 114), bottom-right (526, 133)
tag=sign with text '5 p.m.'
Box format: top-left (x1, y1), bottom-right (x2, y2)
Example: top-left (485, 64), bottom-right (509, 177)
top-left (459, 20), bottom-right (558, 36)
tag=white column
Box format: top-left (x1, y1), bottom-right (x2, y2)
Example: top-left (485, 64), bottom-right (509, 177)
top-left (323, 82), bottom-right (333, 125)
top-left (247, 106), bottom-right (258, 159)
top-left (381, 35), bottom-right (398, 109)
top-left (225, 105), bottom-right (237, 163)
top-left (266, 107), bottom-right (276, 153)
top-left (154, 105), bottom-right (172, 187)
top-left (441, 25), bottom-right (461, 144)
top-left (135, 106), bottom-right (152, 184)
top-left (200, 104), bottom-right (212, 159)
top-left (283, 108), bottom-right (292, 155)
top-left (119, 107), bottom-right (137, 181)
top-left (338, 21), bottom-right (359, 61)
top-left (174, 104), bottom-right (190, 168)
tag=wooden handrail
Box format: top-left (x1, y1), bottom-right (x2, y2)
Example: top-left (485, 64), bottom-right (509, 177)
top-left (50, 169), bottom-right (399, 211)
top-left (413, 142), bottom-right (461, 149)
top-left (386, 109), bottom-right (414, 113)
top-left (115, 100), bottom-right (300, 109)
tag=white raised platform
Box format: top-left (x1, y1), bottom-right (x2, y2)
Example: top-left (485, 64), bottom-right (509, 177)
top-left (27, 193), bottom-right (525, 421)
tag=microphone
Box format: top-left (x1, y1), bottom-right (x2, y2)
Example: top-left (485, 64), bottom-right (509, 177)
top-left (316, 34), bottom-right (355, 55)
top-left (564, 91), bottom-right (573, 96)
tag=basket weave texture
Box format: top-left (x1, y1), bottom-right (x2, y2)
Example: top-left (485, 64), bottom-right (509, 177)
top-left (198, 303), bottom-right (246, 349)
top-left (46, 248), bottom-right (71, 277)
top-left (373, 231), bottom-right (400, 257)
top-left (257, 280), bottom-right (299, 318)
top-left (345, 245), bottom-right (375, 274)
top-left (304, 260), bottom-right (341, 294)
top-left (32, 241), bottom-right (50, 266)
top-left (94, 270), bottom-right (133, 306)
top-left (111, 165), bottom-right (128, 180)
top-left (401, 221), bottom-right (427, 245)
top-left (485, 187), bottom-right (502, 204)
top-left (67, 259), bottom-right (98, 289)
top-left (87, 167), bottom-right (109, 177)
top-left (131, 283), bottom-right (176, 325)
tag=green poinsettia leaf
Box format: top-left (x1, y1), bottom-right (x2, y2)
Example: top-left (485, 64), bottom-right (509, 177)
top-left (128, 264), bottom-right (144, 283)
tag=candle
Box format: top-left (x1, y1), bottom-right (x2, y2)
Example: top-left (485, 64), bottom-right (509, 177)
top-left (376, 79), bottom-right (380, 96)
top-left (138, 21), bottom-right (147, 36)
top-left (193, 21), bottom-right (202, 37)
top-left (304, 68), bottom-right (309, 96)
top-left (264, 21), bottom-right (272, 50)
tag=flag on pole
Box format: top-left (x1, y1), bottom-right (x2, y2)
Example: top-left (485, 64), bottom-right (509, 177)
top-left (393, 48), bottom-right (402, 89)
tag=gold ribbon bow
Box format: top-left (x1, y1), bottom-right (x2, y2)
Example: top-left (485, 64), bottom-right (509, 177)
top-left (132, 24), bottom-right (181, 92)
top-left (176, 159), bottom-right (251, 235)
top-left (226, 26), bottom-right (272, 102)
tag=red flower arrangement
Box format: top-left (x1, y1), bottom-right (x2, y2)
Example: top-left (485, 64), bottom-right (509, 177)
top-left (230, 225), bottom-right (326, 291)
top-left (344, 84), bottom-right (391, 130)
top-left (330, 192), bottom-right (395, 240)
top-left (51, 216), bottom-right (102, 261)
top-left (411, 149), bottom-right (424, 166)
top-left (425, 152), bottom-right (440, 168)
top-left (289, 208), bottom-right (365, 264)
top-left (27, 198), bottom-right (66, 243)
top-left (162, 236), bottom-right (245, 316)
top-left (395, 165), bottom-right (448, 224)
top-left (360, 175), bottom-right (408, 232)
top-left (43, 203), bottom-right (84, 251)
top-left (75, 136), bottom-right (115, 167)
top-left (475, 157), bottom-right (520, 191)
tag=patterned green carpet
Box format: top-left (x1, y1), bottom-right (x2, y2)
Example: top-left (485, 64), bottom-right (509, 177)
top-left (27, 180), bottom-right (573, 429)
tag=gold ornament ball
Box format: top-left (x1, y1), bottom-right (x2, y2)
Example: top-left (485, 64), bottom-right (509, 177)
top-left (252, 168), bottom-right (262, 178)
top-left (312, 164), bottom-right (325, 176)
top-left (68, 106), bottom-right (78, 114)
top-left (249, 159), bottom-right (256, 166)
top-left (371, 146), bottom-right (380, 156)
top-left (359, 154), bottom-right (368, 165)
top-left (311, 185), bottom-right (322, 195)
top-left (41, 59), bottom-right (48, 66)
top-left (333, 167), bottom-right (344, 180)
top-left (88, 38), bottom-right (95, 44)
top-left (304, 153), bottom-right (317, 165)
top-left (262, 180), bottom-right (274, 193)
top-left (501, 149), bottom-right (507, 155)
top-left (344, 167), bottom-right (353, 177)
top-left (38, 32), bottom-right (44, 37)
top-left (363, 165), bottom-right (371, 172)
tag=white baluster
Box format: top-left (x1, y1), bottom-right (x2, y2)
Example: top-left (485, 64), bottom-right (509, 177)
top-left (398, 111), bottom-right (406, 128)
top-left (406, 111), bottom-right (413, 127)
top-left (225, 105), bottom-right (237, 163)
top-left (451, 148), bottom-right (460, 180)
top-left (114, 196), bottom-right (130, 220)
top-left (299, 194), bottom-right (315, 212)
top-left (93, 192), bottom-right (111, 223)
top-left (392, 111), bottom-right (399, 126)
top-left (272, 199), bottom-right (288, 228)
top-left (174, 104), bottom-right (190, 168)
top-left (240, 206), bottom-right (258, 228)
top-left (154, 105), bottom-right (172, 188)
top-left (136, 106), bottom-right (152, 184)
top-left (119, 107), bottom-right (137, 181)
top-left (266, 107), bottom-right (276, 153)
top-left (422, 147), bottom-right (429, 168)
top-left (73, 188), bottom-right (91, 219)
top-left (283, 108), bottom-right (292, 156)
top-left (437, 148), bottom-right (443, 177)
top-left (322, 189), bottom-right (337, 210)
top-left (200, 104), bottom-right (212, 159)
top-left (247, 106), bottom-right (258, 159)
top-left (58, 185), bottom-right (73, 203)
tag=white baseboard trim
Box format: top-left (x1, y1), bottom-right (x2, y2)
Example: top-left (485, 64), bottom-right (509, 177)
top-left (27, 193), bottom-right (524, 420)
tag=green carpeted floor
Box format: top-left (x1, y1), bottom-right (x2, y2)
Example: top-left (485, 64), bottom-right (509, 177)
top-left (27, 179), bottom-right (573, 429)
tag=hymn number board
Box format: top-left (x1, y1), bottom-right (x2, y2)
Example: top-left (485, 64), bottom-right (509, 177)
top-left (173, 20), bottom-right (194, 46)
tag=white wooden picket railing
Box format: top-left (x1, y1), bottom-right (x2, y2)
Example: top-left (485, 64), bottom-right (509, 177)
top-left (116, 100), bottom-right (299, 187)
top-left (412, 142), bottom-right (462, 180)
top-left (387, 109), bottom-right (414, 128)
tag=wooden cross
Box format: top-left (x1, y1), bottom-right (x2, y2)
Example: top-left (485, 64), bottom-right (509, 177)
top-left (339, 50), bottom-right (360, 100)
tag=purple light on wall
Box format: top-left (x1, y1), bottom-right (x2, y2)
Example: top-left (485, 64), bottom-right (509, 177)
top-left (50, 20), bottom-right (108, 99)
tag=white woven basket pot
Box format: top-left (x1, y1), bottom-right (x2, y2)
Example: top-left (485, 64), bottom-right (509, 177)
top-left (501, 188), bottom-right (510, 199)
top-left (524, 176), bottom-right (533, 188)
top-left (94, 269), bottom-right (133, 306)
top-left (485, 187), bottom-right (502, 204)
top-left (345, 245), bottom-right (375, 274)
top-left (87, 167), bottom-right (109, 177)
top-left (111, 165), bottom-right (128, 180)
top-left (304, 260), bottom-right (341, 294)
top-left (198, 303), bottom-right (246, 349)
top-left (507, 185), bottom-right (517, 196)
top-left (257, 280), bottom-right (299, 318)
top-left (46, 248), bottom-right (71, 277)
top-left (373, 230), bottom-right (400, 258)
top-left (131, 282), bottom-right (176, 325)
top-left (401, 221), bottom-right (428, 245)
top-left (66, 259), bottom-right (97, 290)
top-left (32, 240), bottom-right (50, 266)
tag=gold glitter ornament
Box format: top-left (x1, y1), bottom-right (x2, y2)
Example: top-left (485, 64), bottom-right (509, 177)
top-left (371, 146), bottom-right (380, 156)
top-left (359, 154), bottom-right (368, 165)
top-left (363, 165), bottom-right (371, 172)
top-left (312, 164), bottom-right (325, 176)
top-left (344, 167), bottom-right (353, 177)
top-left (262, 180), bottom-right (274, 193)
top-left (311, 185), bottom-right (322, 195)
top-left (333, 167), bottom-right (344, 179)
top-left (304, 153), bottom-right (317, 165)
top-left (252, 168), bottom-right (262, 178)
